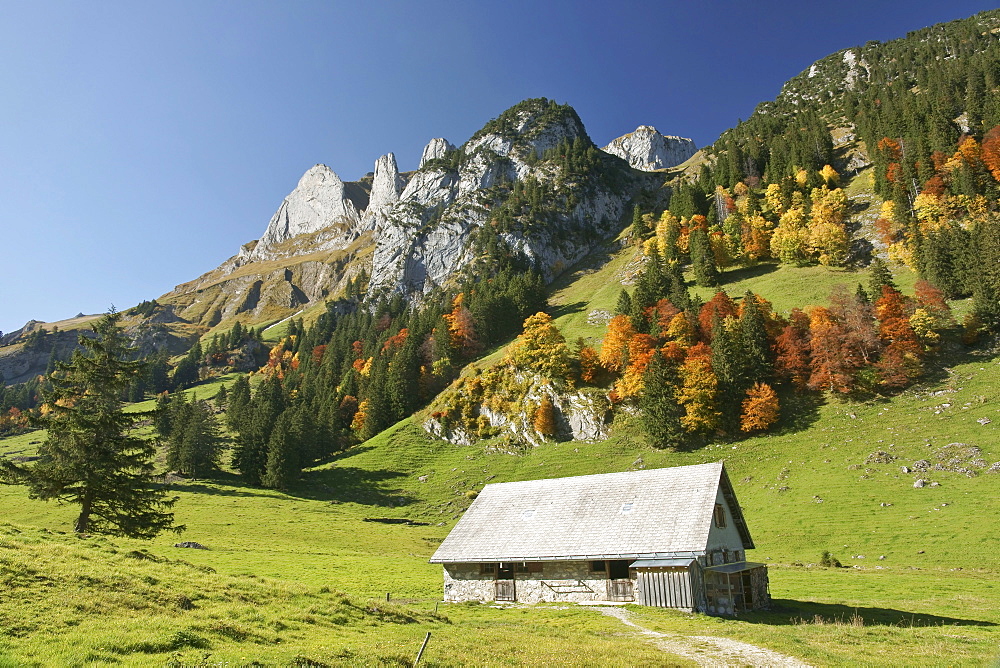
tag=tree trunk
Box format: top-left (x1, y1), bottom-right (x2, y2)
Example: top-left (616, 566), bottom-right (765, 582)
top-left (75, 497), bottom-right (92, 534)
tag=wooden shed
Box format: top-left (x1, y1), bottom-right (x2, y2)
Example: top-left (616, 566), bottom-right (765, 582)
top-left (430, 462), bottom-right (769, 615)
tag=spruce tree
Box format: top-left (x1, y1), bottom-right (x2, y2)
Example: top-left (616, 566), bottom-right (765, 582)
top-left (0, 311), bottom-right (181, 538)
top-left (615, 289), bottom-right (632, 316)
top-left (263, 412), bottom-right (299, 491)
top-left (869, 257), bottom-right (896, 299)
top-left (169, 400), bottom-right (222, 479)
top-left (739, 292), bottom-right (771, 385)
top-left (689, 227), bottom-right (719, 287)
top-left (640, 351), bottom-right (684, 449)
top-left (233, 375), bottom-right (284, 485)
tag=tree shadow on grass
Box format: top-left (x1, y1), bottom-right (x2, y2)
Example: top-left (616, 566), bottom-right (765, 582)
top-left (774, 390), bottom-right (824, 435)
top-left (719, 263), bottom-right (779, 286)
top-left (743, 598), bottom-right (997, 627)
top-left (295, 465), bottom-right (415, 508)
top-left (548, 300), bottom-right (588, 321)
top-left (164, 450), bottom-right (416, 508)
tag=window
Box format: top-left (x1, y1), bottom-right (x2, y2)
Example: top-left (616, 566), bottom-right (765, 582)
top-left (589, 560), bottom-right (607, 573)
top-left (714, 503), bottom-right (727, 528)
top-left (479, 563), bottom-right (497, 576)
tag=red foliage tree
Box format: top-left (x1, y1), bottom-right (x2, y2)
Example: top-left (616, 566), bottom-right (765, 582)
top-left (774, 308), bottom-right (811, 390)
top-left (807, 307), bottom-right (856, 393)
top-left (698, 292), bottom-right (737, 342)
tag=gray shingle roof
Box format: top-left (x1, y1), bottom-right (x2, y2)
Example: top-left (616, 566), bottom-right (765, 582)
top-left (430, 462), bottom-right (746, 563)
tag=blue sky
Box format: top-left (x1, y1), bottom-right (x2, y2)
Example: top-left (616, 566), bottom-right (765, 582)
top-left (1, 1), bottom-right (996, 334)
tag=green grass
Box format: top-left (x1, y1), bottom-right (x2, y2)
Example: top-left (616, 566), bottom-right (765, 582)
top-left (3, 240), bottom-right (1000, 665)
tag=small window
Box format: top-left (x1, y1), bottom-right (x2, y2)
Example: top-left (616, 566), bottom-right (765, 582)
top-left (479, 563), bottom-right (497, 576)
top-left (589, 560), bottom-right (606, 573)
top-left (714, 503), bottom-right (727, 528)
top-left (733, 550), bottom-right (743, 562)
top-left (514, 562), bottom-right (529, 574)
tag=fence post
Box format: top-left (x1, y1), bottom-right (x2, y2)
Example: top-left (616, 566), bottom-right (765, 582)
top-left (414, 631), bottom-right (431, 666)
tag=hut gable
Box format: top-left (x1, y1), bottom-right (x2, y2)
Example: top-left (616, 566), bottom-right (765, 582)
top-left (430, 462), bottom-right (750, 564)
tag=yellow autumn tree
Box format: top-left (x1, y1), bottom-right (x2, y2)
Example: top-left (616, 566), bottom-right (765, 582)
top-left (503, 312), bottom-right (570, 380)
top-left (677, 343), bottom-right (720, 433)
top-left (819, 164), bottom-right (840, 188)
top-left (740, 382), bottom-right (780, 432)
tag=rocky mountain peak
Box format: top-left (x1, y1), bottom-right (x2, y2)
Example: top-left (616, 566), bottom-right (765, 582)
top-left (368, 153), bottom-right (404, 213)
top-left (602, 126), bottom-right (696, 171)
top-left (243, 163), bottom-right (364, 263)
top-left (419, 138), bottom-right (456, 168)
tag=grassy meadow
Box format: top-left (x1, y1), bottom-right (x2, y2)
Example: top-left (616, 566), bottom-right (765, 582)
top-left (3, 239), bottom-right (1000, 664)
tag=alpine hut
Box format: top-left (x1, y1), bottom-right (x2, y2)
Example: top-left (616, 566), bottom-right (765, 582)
top-left (429, 462), bottom-right (769, 615)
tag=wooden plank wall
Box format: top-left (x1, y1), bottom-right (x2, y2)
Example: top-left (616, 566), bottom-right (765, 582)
top-left (636, 568), bottom-right (695, 611)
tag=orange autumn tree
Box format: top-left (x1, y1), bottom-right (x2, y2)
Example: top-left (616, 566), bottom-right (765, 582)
top-left (874, 286), bottom-right (923, 389)
top-left (533, 395), bottom-right (557, 437)
top-left (599, 315), bottom-right (635, 373)
top-left (983, 125), bottom-right (1000, 182)
top-left (442, 293), bottom-right (481, 358)
top-left (616, 334), bottom-right (657, 399)
top-left (807, 307), bottom-right (855, 393)
top-left (698, 292), bottom-right (737, 342)
top-left (740, 382), bottom-right (779, 432)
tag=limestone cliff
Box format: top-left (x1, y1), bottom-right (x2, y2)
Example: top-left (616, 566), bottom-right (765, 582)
top-left (159, 99), bottom-right (670, 331)
top-left (602, 125), bottom-right (696, 171)
top-left (419, 138), bottom-right (455, 167)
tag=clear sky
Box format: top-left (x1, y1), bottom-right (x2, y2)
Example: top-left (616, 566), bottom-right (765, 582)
top-left (1, 0), bottom-right (996, 334)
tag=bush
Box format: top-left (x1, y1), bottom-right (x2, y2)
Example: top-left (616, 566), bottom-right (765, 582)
top-left (819, 550), bottom-right (842, 568)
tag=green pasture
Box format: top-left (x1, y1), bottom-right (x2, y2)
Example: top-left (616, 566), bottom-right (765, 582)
top-left (2, 339), bottom-right (999, 664)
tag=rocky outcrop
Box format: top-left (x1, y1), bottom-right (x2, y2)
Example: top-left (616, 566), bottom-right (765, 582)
top-left (423, 382), bottom-right (611, 448)
top-left (602, 126), bottom-right (696, 171)
top-left (243, 164), bottom-right (367, 263)
top-left (419, 138), bottom-right (455, 167)
top-left (366, 153), bottom-right (404, 215)
top-left (367, 99), bottom-right (661, 297)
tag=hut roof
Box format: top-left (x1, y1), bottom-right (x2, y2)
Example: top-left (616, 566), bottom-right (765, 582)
top-left (430, 462), bottom-right (753, 563)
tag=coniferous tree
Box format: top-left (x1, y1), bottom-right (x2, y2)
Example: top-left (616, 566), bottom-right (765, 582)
top-left (0, 311), bottom-right (181, 538)
top-left (640, 351), bottom-right (684, 449)
top-left (233, 375), bottom-right (284, 485)
top-left (226, 375), bottom-right (251, 433)
top-left (168, 399), bottom-right (222, 478)
top-left (263, 412), bottom-right (299, 491)
top-left (689, 227), bottom-right (719, 287)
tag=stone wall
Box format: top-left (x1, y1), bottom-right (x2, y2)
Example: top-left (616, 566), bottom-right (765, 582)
top-left (442, 561), bottom-right (630, 604)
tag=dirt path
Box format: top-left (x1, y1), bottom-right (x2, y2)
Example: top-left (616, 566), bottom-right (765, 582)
top-left (589, 606), bottom-right (812, 668)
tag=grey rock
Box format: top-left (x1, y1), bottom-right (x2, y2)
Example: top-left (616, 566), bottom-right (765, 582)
top-left (367, 153), bottom-right (404, 214)
top-left (174, 541), bottom-right (208, 549)
top-left (247, 164), bottom-right (363, 262)
top-left (419, 138), bottom-right (456, 168)
top-left (913, 479), bottom-right (926, 488)
top-left (602, 125), bottom-right (696, 171)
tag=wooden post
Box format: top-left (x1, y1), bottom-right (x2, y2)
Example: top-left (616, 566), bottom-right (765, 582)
top-left (386, 592), bottom-right (390, 602)
top-left (434, 601), bottom-right (439, 614)
top-left (414, 632), bottom-right (431, 666)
